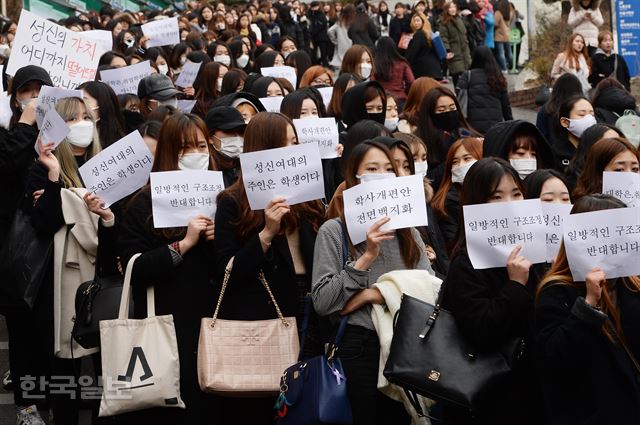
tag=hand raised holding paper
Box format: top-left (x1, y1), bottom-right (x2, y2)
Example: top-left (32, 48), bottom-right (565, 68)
top-left (354, 217), bottom-right (395, 271)
top-left (585, 267), bottom-right (606, 307)
top-left (83, 192), bottom-right (114, 221)
top-left (179, 214), bottom-right (213, 254)
top-left (37, 138), bottom-right (60, 182)
top-left (506, 245), bottom-right (532, 286)
top-left (259, 197), bottom-right (291, 249)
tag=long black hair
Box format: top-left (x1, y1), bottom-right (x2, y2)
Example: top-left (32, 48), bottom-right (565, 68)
top-left (543, 73), bottom-right (583, 115)
top-left (280, 87), bottom-right (327, 120)
top-left (469, 46), bottom-right (506, 92)
top-left (566, 122), bottom-right (622, 181)
top-left (523, 169), bottom-right (570, 199)
top-left (373, 36), bottom-right (409, 81)
top-left (77, 81), bottom-right (126, 148)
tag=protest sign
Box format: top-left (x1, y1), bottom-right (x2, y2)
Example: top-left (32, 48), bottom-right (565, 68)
top-left (7, 10), bottom-right (108, 89)
top-left (260, 66), bottom-right (297, 89)
top-left (100, 61), bottom-right (151, 95)
top-left (259, 96), bottom-right (284, 113)
top-left (35, 86), bottom-right (83, 128)
top-left (83, 30), bottom-right (113, 52)
top-left (343, 174), bottom-right (427, 245)
top-left (293, 117), bottom-right (339, 159)
top-left (240, 143), bottom-right (324, 210)
top-left (317, 87), bottom-right (333, 108)
top-left (177, 99), bottom-right (197, 113)
top-left (563, 206), bottom-right (640, 280)
top-left (35, 109), bottom-right (69, 153)
top-left (142, 17), bottom-right (180, 48)
top-left (602, 171), bottom-right (640, 207)
top-left (79, 131), bottom-right (154, 208)
top-left (174, 60), bottom-right (202, 88)
top-left (463, 199), bottom-right (547, 269)
top-left (541, 202), bottom-right (573, 263)
top-left (150, 170), bottom-right (224, 228)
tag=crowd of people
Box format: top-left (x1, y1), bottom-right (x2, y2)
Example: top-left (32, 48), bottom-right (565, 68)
top-left (0, 0), bottom-right (638, 424)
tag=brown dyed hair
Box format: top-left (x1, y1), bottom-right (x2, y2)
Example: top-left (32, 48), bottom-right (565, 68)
top-left (597, 30), bottom-right (613, 46)
top-left (219, 112), bottom-right (325, 241)
top-left (573, 137), bottom-right (640, 201)
top-left (340, 45), bottom-right (375, 78)
top-left (299, 65), bottom-right (334, 88)
top-left (440, 1), bottom-right (458, 25)
top-left (561, 33), bottom-right (591, 73)
top-left (400, 77), bottom-right (440, 126)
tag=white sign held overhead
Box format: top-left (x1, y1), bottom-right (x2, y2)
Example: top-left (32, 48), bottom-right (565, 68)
top-left (602, 171), bottom-right (640, 207)
top-left (78, 131), bottom-right (154, 208)
top-left (174, 60), bottom-right (202, 88)
top-left (541, 202), bottom-right (573, 263)
top-left (317, 87), bottom-right (333, 108)
top-left (563, 206), bottom-right (640, 281)
top-left (142, 17), bottom-right (180, 48)
top-left (35, 109), bottom-right (69, 153)
top-left (177, 100), bottom-right (197, 114)
top-left (260, 66), bottom-right (297, 89)
top-left (259, 96), bottom-right (283, 113)
top-left (100, 61), bottom-right (152, 95)
top-left (343, 174), bottom-right (427, 245)
top-left (463, 199), bottom-right (547, 269)
top-left (7, 10), bottom-right (109, 89)
top-left (35, 86), bottom-right (83, 128)
top-left (150, 170), bottom-right (225, 228)
top-left (293, 117), bottom-right (340, 159)
top-left (240, 143), bottom-right (325, 210)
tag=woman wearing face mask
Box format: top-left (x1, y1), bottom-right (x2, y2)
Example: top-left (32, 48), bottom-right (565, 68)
top-left (373, 37), bottom-right (415, 112)
top-left (313, 139), bottom-right (433, 425)
top-left (214, 112), bottom-right (326, 423)
top-left (431, 137), bottom-right (483, 243)
top-left (383, 94), bottom-right (399, 132)
top-left (536, 73), bottom-right (583, 146)
top-left (416, 86), bottom-right (480, 188)
top-left (441, 157), bottom-right (543, 425)
top-left (483, 120), bottom-right (555, 180)
top-left (553, 95), bottom-right (597, 173)
top-left (170, 42), bottom-right (192, 76)
top-left (204, 106), bottom-right (246, 187)
top-left (523, 169), bottom-right (571, 204)
top-left (229, 39), bottom-right (252, 71)
top-left (340, 44), bottom-right (375, 80)
top-left (277, 35), bottom-right (300, 60)
top-left (341, 80), bottom-right (387, 132)
top-left (208, 42), bottom-right (235, 68)
top-left (115, 30), bottom-right (137, 53)
top-left (77, 81), bottom-right (126, 149)
top-left (572, 137), bottom-right (639, 200)
top-left (118, 113), bottom-right (217, 425)
top-left (193, 62), bottom-right (229, 119)
top-left (145, 47), bottom-right (172, 78)
top-left (137, 73), bottom-right (181, 119)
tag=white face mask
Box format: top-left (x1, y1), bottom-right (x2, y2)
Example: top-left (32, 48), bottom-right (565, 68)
top-left (19, 97), bottom-right (35, 111)
top-left (451, 160), bottom-right (476, 184)
top-left (565, 114), bottom-right (597, 138)
top-left (158, 64), bottom-right (169, 75)
top-left (157, 97), bottom-right (178, 108)
top-left (180, 56), bottom-right (187, 65)
top-left (360, 62), bottom-right (372, 79)
top-left (509, 158), bottom-right (537, 180)
top-left (237, 54), bottom-right (250, 68)
top-left (214, 54), bottom-right (231, 66)
top-left (414, 161), bottom-right (428, 177)
top-left (66, 120), bottom-right (94, 148)
top-left (178, 153), bottom-right (210, 170)
top-left (216, 78), bottom-right (223, 92)
top-left (356, 172), bottom-right (396, 182)
top-left (219, 136), bottom-right (244, 158)
top-left (384, 117), bottom-right (399, 131)
top-left (282, 51), bottom-right (291, 59)
top-left (124, 38), bottom-right (135, 48)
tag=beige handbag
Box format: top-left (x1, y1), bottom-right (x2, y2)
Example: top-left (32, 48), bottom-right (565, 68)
top-left (197, 258), bottom-right (299, 396)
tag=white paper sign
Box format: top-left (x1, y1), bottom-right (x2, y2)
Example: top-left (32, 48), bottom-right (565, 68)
top-left (78, 131), bottom-right (154, 208)
top-left (260, 66), bottom-right (297, 89)
top-left (343, 175), bottom-right (427, 245)
top-left (293, 117), bottom-right (339, 159)
top-left (463, 199), bottom-right (547, 269)
top-left (83, 30), bottom-right (113, 52)
top-left (240, 143), bottom-right (325, 210)
top-left (177, 99), bottom-right (197, 113)
top-left (602, 171), bottom-right (640, 207)
top-left (35, 86), bottom-right (83, 128)
top-left (36, 109), bottom-right (69, 152)
top-left (100, 61), bottom-right (152, 95)
top-left (563, 207), bottom-right (640, 281)
top-left (6, 10), bottom-right (108, 89)
top-left (541, 202), bottom-right (573, 263)
top-left (142, 17), bottom-right (180, 48)
top-left (317, 87), bottom-right (333, 108)
top-left (259, 96), bottom-right (283, 113)
top-left (174, 60), bottom-right (202, 88)
top-left (150, 170), bottom-right (224, 228)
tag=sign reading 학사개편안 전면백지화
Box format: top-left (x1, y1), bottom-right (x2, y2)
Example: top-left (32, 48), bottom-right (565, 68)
top-left (293, 117), bottom-right (340, 159)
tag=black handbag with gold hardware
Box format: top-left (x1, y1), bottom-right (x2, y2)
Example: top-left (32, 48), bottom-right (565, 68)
top-left (383, 294), bottom-right (524, 414)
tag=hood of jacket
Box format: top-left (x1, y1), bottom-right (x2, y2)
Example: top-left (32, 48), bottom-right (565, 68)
top-left (212, 92), bottom-right (266, 113)
top-left (594, 87), bottom-right (637, 114)
top-left (341, 80), bottom-right (386, 128)
top-left (483, 120), bottom-right (555, 169)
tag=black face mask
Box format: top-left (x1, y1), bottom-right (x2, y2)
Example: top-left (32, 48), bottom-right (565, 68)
top-left (431, 110), bottom-right (459, 131)
top-left (367, 112), bottom-right (385, 124)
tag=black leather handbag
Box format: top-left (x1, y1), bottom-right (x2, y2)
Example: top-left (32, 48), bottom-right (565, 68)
top-left (72, 273), bottom-right (130, 349)
top-left (383, 294), bottom-right (524, 414)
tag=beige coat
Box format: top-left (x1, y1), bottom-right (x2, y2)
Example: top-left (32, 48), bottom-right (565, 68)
top-left (568, 1), bottom-right (604, 47)
top-left (494, 11), bottom-right (510, 43)
top-left (54, 188), bottom-right (100, 359)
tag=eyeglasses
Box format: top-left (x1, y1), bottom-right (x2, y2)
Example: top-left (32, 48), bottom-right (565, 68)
top-left (312, 78), bottom-right (332, 85)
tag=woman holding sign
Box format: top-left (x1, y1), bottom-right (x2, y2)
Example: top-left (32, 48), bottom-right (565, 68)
top-left (536, 194), bottom-right (640, 425)
top-left (440, 157), bottom-right (543, 425)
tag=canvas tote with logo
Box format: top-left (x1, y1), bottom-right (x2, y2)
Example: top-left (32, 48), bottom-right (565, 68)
top-left (98, 254), bottom-right (185, 416)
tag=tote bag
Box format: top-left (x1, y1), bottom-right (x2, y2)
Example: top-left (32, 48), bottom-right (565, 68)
top-left (99, 254), bottom-right (185, 416)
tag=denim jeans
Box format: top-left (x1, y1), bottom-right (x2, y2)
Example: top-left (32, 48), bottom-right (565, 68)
top-left (494, 42), bottom-right (513, 71)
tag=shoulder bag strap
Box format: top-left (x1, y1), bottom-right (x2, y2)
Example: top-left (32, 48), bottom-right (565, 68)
top-left (118, 253), bottom-right (142, 319)
top-left (210, 257), bottom-right (234, 327)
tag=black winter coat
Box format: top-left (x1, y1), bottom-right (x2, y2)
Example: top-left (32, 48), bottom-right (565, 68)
top-left (348, 13), bottom-right (379, 49)
top-left (456, 69), bottom-right (512, 134)
top-left (437, 185), bottom-right (461, 243)
top-left (483, 120), bottom-right (554, 168)
top-left (536, 282), bottom-right (640, 425)
top-left (593, 86), bottom-right (637, 125)
top-left (404, 31), bottom-right (443, 80)
top-left (589, 50), bottom-right (631, 91)
top-left (389, 15), bottom-right (411, 46)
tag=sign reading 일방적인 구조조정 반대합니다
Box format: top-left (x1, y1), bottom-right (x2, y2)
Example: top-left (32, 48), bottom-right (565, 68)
top-left (562, 206), bottom-right (640, 281)
top-left (463, 198), bottom-right (547, 269)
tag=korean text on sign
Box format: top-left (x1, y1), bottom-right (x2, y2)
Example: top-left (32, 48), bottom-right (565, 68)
top-left (142, 17), bottom-right (180, 48)
top-left (602, 171), bottom-right (640, 207)
top-left (35, 86), bottom-right (82, 128)
top-left (240, 143), bottom-right (325, 210)
top-left (343, 174), bottom-right (427, 245)
top-left (150, 170), bottom-right (225, 228)
top-left (260, 66), bottom-right (297, 90)
top-left (293, 117), bottom-right (340, 159)
top-left (174, 60), bottom-right (202, 88)
top-left (563, 206), bottom-right (640, 281)
top-left (7, 10), bottom-right (108, 89)
top-left (35, 109), bottom-right (69, 153)
top-left (463, 198), bottom-right (547, 269)
top-left (541, 202), bottom-right (573, 263)
top-left (78, 131), bottom-right (154, 208)
top-left (100, 61), bottom-right (152, 95)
